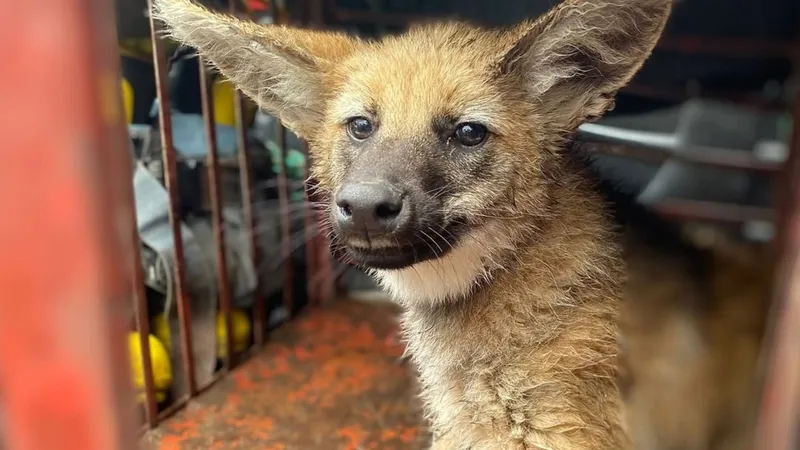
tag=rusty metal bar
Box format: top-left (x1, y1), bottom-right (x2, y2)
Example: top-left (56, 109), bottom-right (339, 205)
top-left (303, 177), bottom-right (336, 304)
top-left (306, 177), bottom-right (325, 305)
top-left (142, 368), bottom-right (229, 433)
top-left (198, 63), bottom-right (235, 368)
top-left (147, 0), bottom-right (197, 397)
top-left (270, 3), bottom-right (295, 317)
top-left (228, 0), bottom-right (266, 348)
top-left (754, 92), bottom-right (800, 450)
top-left (656, 36), bottom-right (800, 59)
top-left (302, 0), bottom-right (338, 304)
top-left (298, 1), bottom-right (325, 306)
top-left (0, 0), bottom-right (138, 447)
top-left (131, 218), bottom-right (158, 426)
top-left (307, 0), bottom-right (325, 27)
top-left (622, 83), bottom-right (788, 112)
top-left (652, 199), bottom-right (774, 223)
top-left (319, 242), bottom-right (337, 303)
top-left (302, 143), bottom-right (319, 306)
top-left (577, 141), bottom-right (784, 174)
top-left (158, 370), bottom-right (226, 420)
top-left (313, 190), bottom-right (336, 304)
top-left (275, 123), bottom-right (295, 315)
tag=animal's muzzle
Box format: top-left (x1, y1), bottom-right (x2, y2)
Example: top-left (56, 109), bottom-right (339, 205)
top-left (334, 181), bottom-right (411, 238)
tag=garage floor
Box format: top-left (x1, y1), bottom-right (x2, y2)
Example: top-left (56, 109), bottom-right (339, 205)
top-left (144, 299), bottom-right (429, 450)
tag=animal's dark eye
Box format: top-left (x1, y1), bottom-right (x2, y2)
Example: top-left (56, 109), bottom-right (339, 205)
top-left (347, 117), bottom-right (374, 140)
top-left (453, 123), bottom-right (487, 147)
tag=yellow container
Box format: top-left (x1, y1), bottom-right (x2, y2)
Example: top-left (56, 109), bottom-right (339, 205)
top-left (152, 308), bottom-right (252, 360)
top-left (120, 77), bottom-right (134, 125)
top-left (128, 332), bottom-right (172, 403)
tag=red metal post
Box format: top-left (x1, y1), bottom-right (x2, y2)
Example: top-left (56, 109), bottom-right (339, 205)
top-left (0, 0), bottom-right (138, 447)
top-left (755, 93), bottom-right (800, 450)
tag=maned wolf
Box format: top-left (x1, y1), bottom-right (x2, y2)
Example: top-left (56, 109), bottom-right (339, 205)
top-left (152, 1), bottom-right (773, 448)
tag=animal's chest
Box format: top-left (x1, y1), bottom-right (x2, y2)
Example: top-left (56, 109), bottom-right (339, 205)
top-left (412, 349), bottom-right (543, 450)
top-left (402, 309), bottom-right (540, 445)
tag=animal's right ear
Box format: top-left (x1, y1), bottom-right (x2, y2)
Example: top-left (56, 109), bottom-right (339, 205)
top-left (153, 0), bottom-right (362, 139)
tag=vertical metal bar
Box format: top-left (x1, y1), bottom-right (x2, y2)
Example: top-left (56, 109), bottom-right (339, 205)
top-left (229, 0), bottom-right (266, 348)
top-left (309, 178), bottom-right (335, 304)
top-left (305, 174), bottom-right (334, 304)
top-left (755, 92), bottom-right (800, 450)
top-left (131, 214), bottom-right (158, 426)
top-left (274, 0), bottom-right (290, 25)
top-left (302, 143), bottom-right (319, 306)
top-left (308, 0), bottom-right (325, 27)
top-left (0, 0), bottom-right (136, 447)
top-left (297, 1), bottom-right (333, 305)
top-left (276, 123), bottom-right (295, 316)
top-left (147, 0), bottom-right (197, 397)
top-left (198, 64), bottom-right (235, 369)
top-left (318, 230), bottom-right (336, 303)
top-left (270, 4), bottom-right (295, 317)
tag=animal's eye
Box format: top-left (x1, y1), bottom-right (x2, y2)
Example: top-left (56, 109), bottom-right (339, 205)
top-left (347, 117), bottom-right (374, 140)
top-left (453, 123), bottom-right (487, 147)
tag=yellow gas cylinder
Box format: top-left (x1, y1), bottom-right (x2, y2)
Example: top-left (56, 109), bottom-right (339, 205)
top-left (216, 308), bottom-right (253, 359)
top-left (212, 79), bottom-right (256, 127)
top-left (128, 332), bottom-right (172, 403)
top-left (120, 77), bottom-right (134, 125)
top-left (212, 79), bottom-right (237, 127)
top-left (152, 308), bottom-right (252, 360)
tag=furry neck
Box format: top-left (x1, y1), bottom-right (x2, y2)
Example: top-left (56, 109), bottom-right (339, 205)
top-left (383, 163), bottom-right (628, 448)
top-left (372, 160), bottom-right (620, 309)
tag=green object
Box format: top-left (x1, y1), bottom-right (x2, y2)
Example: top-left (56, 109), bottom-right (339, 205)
top-left (266, 140), bottom-right (308, 201)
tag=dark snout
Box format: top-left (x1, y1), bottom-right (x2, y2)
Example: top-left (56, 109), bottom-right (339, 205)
top-left (330, 177), bottom-right (459, 270)
top-left (334, 181), bottom-right (410, 236)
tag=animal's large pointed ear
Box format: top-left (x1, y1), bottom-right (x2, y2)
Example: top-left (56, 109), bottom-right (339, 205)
top-left (497, 0), bottom-right (672, 132)
top-left (153, 0), bottom-right (362, 139)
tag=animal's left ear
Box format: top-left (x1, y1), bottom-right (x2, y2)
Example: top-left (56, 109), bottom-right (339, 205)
top-left (497, 0), bottom-right (672, 131)
top-left (152, 0), bottom-right (362, 140)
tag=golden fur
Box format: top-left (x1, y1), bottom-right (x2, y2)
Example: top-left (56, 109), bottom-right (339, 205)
top-left (148, 1), bottom-right (776, 449)
top-left (620, 228), bottom-right (773, 450)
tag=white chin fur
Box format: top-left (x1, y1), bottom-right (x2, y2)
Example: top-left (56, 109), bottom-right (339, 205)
top-left (372, 226), bottom-right (508, 305)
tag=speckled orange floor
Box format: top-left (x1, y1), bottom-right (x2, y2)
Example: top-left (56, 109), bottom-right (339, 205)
top-left (145, 299), bottom-right (429, 450)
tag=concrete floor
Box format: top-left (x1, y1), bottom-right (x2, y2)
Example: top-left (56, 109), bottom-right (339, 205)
top-left (145, 299), bottom-right (429, 450)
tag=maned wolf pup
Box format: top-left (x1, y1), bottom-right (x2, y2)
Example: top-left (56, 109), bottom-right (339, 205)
top-left (154, 0), bottom-right (671, 448)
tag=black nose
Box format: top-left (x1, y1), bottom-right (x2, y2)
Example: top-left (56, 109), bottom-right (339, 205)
top-left (335, 182), bottom-right (407, 234)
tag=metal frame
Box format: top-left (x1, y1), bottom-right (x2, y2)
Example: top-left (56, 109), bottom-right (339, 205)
top-left (130, 0), bottom-right (336, 427)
